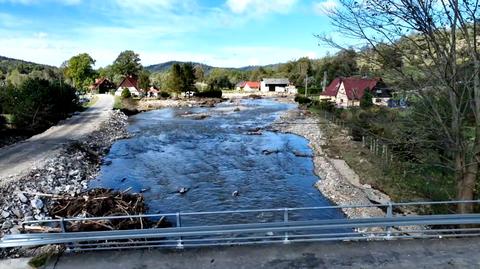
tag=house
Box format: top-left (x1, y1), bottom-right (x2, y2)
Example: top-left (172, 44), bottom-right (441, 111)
top-left (243, 81), bottom-right (260, 92)
top-left (235, 81), bottom-right (246, 91)
top-left (147, 86), bottom-right (159, 98)
top-left (260, 78), bottom-right (290, 93)
top-left (320, 77), bottom-right (391, 107)
top-left (89, 78), bottom-right (115, 94)
top-left (115, 76), bottom-right (141, 97)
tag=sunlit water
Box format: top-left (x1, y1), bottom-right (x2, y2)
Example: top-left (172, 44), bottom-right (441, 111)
top-left (90, 99), bottom-right (345, 226)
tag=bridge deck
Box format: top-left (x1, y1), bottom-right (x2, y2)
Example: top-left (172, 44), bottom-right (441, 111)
top-left (29, 237), bottom-right (478, 269)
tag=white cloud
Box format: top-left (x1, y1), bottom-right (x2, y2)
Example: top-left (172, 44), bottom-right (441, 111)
top-left (226, 0), bottom-right (298, 15)
top-left (313, 0), bottom-right (337, 15)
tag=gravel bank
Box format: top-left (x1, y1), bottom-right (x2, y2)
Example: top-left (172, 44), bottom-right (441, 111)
top-left (0, 110), bottom-right (128, 257)
top-left (272, 109), bottom-right (388, 219)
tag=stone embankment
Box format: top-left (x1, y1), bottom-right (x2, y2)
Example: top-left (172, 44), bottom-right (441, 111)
top-left (272, 109), bottom-right (389, 219)
top-left (0, 110), bottom-right (129, 249)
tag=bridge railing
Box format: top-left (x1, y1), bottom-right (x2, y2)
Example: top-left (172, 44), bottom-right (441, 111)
top-left (1, 200), bottom-right (480, 252)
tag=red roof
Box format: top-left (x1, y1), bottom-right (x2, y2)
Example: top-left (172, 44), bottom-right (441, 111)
top-left (245, 81), bottom-right (260, 89)
top-left (119, 76), bottom-right (138, 89)
top-left (322, 77), bottom-right (381, 100)
top-left (236, 81), bottom-right (247, 88)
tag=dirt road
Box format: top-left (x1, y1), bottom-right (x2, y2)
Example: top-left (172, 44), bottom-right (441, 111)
top-left (0, 94), bottom-right (114, 184)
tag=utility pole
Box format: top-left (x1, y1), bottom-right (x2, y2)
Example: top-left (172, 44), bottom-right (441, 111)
top-left (323, 71), bottom-right (327, 92)
top-left (305, 76), bottom-right (308, 97)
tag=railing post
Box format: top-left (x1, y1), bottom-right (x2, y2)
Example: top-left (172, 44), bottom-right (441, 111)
top-left (386, 202), bottom-right (393, 239)
top-left (283, 208), bottom-right (290, 244)
top-left (176, 212), bottom-right (184, 249)
top-left (60, 218), bottom-right (73, 253)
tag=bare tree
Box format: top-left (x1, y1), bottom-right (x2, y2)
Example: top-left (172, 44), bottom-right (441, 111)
top-left (318, 0), bottom-right (479, 212)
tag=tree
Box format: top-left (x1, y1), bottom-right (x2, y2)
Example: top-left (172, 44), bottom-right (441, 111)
top-left (181, 63), bottom-right (196, 94)
top-left (320, 0), bottom-right (480, 213)
top-left (112, 50), bottom-right (142, 77)
top-left (64, 53), bottom-right (96, 89)
top-left (1, 78), bottom-right (78, 130)
top-left (170, 63), bottom-right (183, 94)
top-left (194, 65), bottom-right (205, 82)
top-left (6, 69), bottom-right (27, 86)
top-left (360, 89), bottom-right (373, 109)
top-left (121, 88), bottom-right (131, 99)
top-left (138, 70), bottom-right (151, 92)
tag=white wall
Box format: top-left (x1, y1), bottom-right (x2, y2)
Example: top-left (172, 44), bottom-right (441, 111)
top-left (115, 87), bottom-right (140, 97)
top-left (244, 85), bottom-right (259, 92)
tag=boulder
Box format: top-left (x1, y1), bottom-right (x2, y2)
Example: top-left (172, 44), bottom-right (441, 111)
top-left (31, 198), bottom-right (44, 209)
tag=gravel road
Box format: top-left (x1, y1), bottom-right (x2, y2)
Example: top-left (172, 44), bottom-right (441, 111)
top-left (0, 94), bottom-right (114, 184)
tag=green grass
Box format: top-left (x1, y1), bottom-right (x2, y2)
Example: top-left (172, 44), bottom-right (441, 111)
top-left (309, 106), bottom-right (457, 208)
top-left (113, 96), bottom-right (123, 110)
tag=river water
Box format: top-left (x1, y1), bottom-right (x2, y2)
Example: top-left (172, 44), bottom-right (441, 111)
top-left (90, 99), bottom-right (345, 226)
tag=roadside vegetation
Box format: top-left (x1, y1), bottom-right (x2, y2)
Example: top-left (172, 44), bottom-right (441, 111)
top-left (292, 0), bottom-right (480, 213)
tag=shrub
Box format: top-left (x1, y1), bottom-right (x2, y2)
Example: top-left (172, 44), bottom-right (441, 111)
top-left (1, 78), bottom-right (79, 131)
top-left (159, 91), bottom-right (170, 98)
top-left (294, 95), bottom-right (312, 104)
top-left (121, 88), bottom-right (131, 99)
top-left (360, 90), bottom-right (373, 108)
top-left (195, 89), bottom-right (222, 98)
top-left (316, 100), bottom-right (335, 112)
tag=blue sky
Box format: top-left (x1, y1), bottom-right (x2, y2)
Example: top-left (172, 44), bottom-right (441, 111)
top-left (0, 0), bottom-right (338, 68)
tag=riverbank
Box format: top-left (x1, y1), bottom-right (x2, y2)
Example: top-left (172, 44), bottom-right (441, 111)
top-left (0, 110), bottom-right (129, 258)
top-left (272, 108), bottom-right (388, 219)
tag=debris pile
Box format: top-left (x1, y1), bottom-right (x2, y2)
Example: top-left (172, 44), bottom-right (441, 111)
top-left (0, 110), bottom-right (129, 237)
top-left (27, 188), bottom-right (169, 232)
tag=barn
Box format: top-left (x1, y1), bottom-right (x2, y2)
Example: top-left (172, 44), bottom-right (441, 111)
top-left (260, 78), bottom-right (290, 92)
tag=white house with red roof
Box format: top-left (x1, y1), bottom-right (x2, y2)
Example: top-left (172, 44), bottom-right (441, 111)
top-left (243, 81), bottom-right (260, 92)
top-left (320, 77), bottom-right (391, 107)
top-left (115, 76), bottom-right (141, 97)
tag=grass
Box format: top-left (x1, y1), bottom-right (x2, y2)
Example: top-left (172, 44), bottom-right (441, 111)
top-left (309, 106), bottom-right (456, 205)
top-left (113, 96), bottom-right (123, 110)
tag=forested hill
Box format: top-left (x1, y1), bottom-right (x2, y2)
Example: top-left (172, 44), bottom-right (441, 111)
top-left (0, 55), bottom-right (57, 74)
top-left (145, 61), bottom-right (281, 73)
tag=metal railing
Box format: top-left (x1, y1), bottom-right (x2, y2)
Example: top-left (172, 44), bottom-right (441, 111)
top-left (1, 200), bottom-right (480, 252)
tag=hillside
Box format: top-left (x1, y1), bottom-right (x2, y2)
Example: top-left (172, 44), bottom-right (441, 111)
top-left (0, 55), bottom-right (56, 74)
top-left (145, 61), bottom-right (281, 73)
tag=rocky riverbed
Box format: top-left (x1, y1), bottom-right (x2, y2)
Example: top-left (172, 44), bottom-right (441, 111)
top-left (0, 110), bottom-right (129, 258)
top-left (272, 108), bottom-right (388, 219)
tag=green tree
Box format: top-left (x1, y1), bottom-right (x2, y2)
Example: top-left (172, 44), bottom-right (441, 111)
top-left (1, 78), bottom-right (78, 130)
top-left (194, 65), bottom-right (205, 82)
top-left (6, 69), bottom-right (27, 86)
top-left (360, 89), bottom-right (373, 109)
top-left (64, 53), bottom-right (96, 89)
top-left (181, 63), bottom-right (196, 94)
top-left (112, 50), bottom-right (142, 77)
top-left (121, 88), bottom-right (131, 99)
top-left (170, 63), bottom-right (183, 94)
top-left (138, 70), bottom-right (151, 92)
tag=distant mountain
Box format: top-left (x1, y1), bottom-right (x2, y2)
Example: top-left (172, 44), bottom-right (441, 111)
top-left (0, 55), bottom-right (56, 74)
top-left (146, 61), bottom-right (214, 73)
top-left (145, 61), bottom-right (282, 73)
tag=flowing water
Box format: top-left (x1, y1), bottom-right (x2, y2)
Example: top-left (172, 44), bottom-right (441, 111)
top-left (90, 99), bottom-right (345, 226)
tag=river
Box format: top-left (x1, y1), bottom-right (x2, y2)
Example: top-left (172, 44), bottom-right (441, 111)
top-left (89, 99), bottom-right (345, 226)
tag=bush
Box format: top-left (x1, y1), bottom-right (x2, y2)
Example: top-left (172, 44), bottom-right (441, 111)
top-left (121, 88), bottom-right (131, 99)
top-left (294, 94), bottom-right (312, 104)
top-left (195, 89), bottom-right (222, 98)
top-left (0, 78), bottom-right (79, 130)
top-left (159, 91), bottom-right (170, 98)
top-left (316, 100), bottom-right (335, 112)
